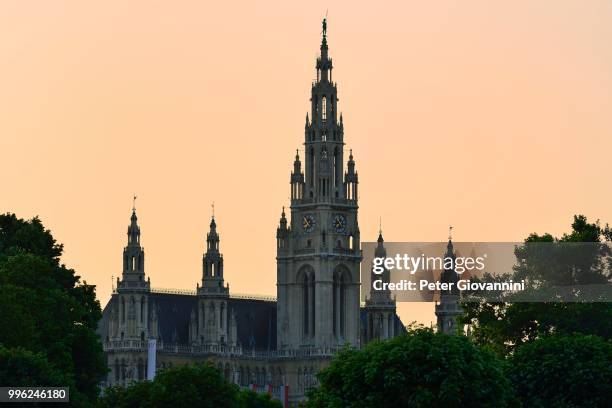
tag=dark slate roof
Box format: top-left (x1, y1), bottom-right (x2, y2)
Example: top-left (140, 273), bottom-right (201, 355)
top-left (97, 293), bottom-right (277, 351)
top-left (98, 294), bottom-right (405, 351)
top-left (231, 298), bottom-right (277, 351)
top-left (150, 293), bottom-right (196, 344)
top-left (151, 293), bottom-right (278, 351)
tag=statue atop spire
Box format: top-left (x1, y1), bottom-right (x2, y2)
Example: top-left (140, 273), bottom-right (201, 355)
top-left (322, 17), bottom-right (327, 41)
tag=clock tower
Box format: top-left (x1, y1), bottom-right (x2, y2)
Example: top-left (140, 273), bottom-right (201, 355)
top-left (277, 20), bottom-right (361, 350)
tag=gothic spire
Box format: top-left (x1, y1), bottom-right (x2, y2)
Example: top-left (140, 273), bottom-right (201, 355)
top-left (280, 206), bottom-right (287, 228)
top-left (446, 226), bottom-right (455, 258)
top-left (120, 200), bottom-right (147, 288)
top-left (206, 213), bottom-right (219, 254)
top-left (316, 18), bottom-right (333, 83)
top-left (127, 205), bottom-right (140, 247)
top-left (202, 212), bottom-right (224, 282)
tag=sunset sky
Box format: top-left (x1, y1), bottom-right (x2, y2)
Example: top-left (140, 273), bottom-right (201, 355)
top-left (2, 1), bottom-right (611, 325)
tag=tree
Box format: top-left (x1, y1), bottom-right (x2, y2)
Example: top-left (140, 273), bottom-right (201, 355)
top-left (97, 363), bottom-right (282, 408)
top-left (0, 213), bottom-right (106, 405)
top-left (306, 329), bottom-right (516, 408)
top-left (462, 215), bottom-right (612, 354)
top-left (507, 334), bottom-right (612, 407)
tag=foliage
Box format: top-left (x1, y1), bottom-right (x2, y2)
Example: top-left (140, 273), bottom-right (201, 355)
top-left (97, 363), bottom-right (282, 408)
top-left (461, 215), bottom-right (612, 354)
top-left (305, 329), bottom-right (516, 408)
top-left (507, 334), bottom-right (612, 408)
top-left (0, 213), bottom-right (106, 406)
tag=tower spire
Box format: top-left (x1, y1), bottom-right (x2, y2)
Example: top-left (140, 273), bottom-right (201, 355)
top-left (119, 200), bottom-right (148, 290)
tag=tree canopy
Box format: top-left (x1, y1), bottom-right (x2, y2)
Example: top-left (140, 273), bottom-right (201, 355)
top-left (0, 213), bottom-right (106, 406)
top-left (306, 329), bottom-right (515, 408)
top-left (461, 215), bottom-right (612, 354)
top-left (507, 334), bottom-right (612, 407)
top-left (97, 363), bottom-right (282, 408)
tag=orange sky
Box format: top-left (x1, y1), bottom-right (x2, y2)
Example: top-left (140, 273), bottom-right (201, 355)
top-left (2, 1), bottom-right (611, 325)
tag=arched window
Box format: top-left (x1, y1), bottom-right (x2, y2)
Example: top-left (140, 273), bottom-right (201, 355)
top-left (309, 148), bottom-right (315, 187)
top-left (138, 358), bottom-right (144, 380)
top-left (140, 296), bottom-right (145, 323)
top-left (114, 359), bottom-right (120, 381)
top-left (121, 298), bottom-right (125, 323)
top-left (333, 266), bottom-right (351, 338)
top-left (298, 265), bottom-right (315, 339)
top-left (302, 274), bottom-right (309, 336)
top-left (333, 147), bottom-right (339, 191)
top-left (322, 96), bottom-right (327, 121)
top-left (220, 302), bottom-right (225, 329)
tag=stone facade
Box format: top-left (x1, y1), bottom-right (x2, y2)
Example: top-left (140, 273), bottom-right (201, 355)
top-left (97, 22), bottom-right (410, 405)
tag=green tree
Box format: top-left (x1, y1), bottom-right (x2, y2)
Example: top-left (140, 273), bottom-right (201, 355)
top-left (97, 363), bottom-right (282, 408)
top-left (306, 329), bottom-right (516, 408)
top-left (507, 334), bottom-right (612, 408)
top-left (0, 213), bottom-right (106, 405)
top-left (462, 215), bottom-right (612, 354)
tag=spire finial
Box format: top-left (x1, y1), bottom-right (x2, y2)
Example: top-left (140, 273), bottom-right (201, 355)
top-left (132, 195), bottom-right (137, 212)
top-left (322, 13), bottom-right (327, 38)
top-left (448, 225), bottom-right (453, 241)
top-left (379, 217), bottom-right (382, 235)
top-left (212, 201), bottom-right (215, 219)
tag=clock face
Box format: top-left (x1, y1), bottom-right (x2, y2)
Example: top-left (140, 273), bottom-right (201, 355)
top-left (302, 214), bottom-right (316, 233)
top-left (332, 214), bottom-right (347, 233)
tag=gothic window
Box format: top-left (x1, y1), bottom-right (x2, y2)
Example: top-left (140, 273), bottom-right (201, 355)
top-left (211, 262), bottom-right (215, 277)
top-left (298, 265), bottom-right (315, 339)
top-left (114, 359), bottom-right (120, 381)
top-left (302, 274), bottom-right (309, 336)
top-left (131, 256), bottom-right (136, 271)
top-left (309, 148), bottom-right (315, 187)
top-left (220, 303), bottom-right (225, 329)
top-left (322, 130), bottom-right (327, 142)
top-left (138, 359), bottom-right (144, 380)
top-left (333, 266), bottom-right (351, 338)
top-left (333, 148), bottom-right (338, 189)
top-left (121, 298), bottom-right (125, 323)
top-left (322, 96), bottom-right (327, 121)
top-left (140, 296), bottom-right (145, 323)
top-left (201, 304), bottom-right (206, 328)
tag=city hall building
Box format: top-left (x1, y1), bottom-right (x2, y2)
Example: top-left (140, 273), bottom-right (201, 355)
top-left (97, 22), bottom-right (462, 404)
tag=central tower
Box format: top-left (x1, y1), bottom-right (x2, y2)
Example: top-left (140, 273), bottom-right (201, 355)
top-left (277, 20), bottom-right (361, 349)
